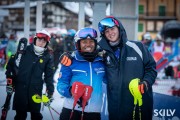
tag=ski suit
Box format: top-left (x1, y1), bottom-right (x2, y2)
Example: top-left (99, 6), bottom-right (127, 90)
top-left (98, 19), bottom-right (157, 120)
top-left (57, 51), bottom-right (106, 119)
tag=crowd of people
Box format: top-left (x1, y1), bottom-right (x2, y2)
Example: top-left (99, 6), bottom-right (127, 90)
top-left (2, 16), bottom-right (162, 120)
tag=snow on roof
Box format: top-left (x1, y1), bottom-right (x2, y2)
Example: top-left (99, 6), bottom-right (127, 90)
top-left (0, 1), bottom-right (93, 17)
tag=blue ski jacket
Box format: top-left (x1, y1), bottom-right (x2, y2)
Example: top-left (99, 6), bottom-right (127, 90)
top-left (57, 51), bottom-right (106, 113)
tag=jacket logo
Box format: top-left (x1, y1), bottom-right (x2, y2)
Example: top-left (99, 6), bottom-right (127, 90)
top-left (39, 59), bottom-right (43, 63)
top-left (126, 57), bottom-right (137, 61)
top-left (106, 56), bottom-right (111, 64)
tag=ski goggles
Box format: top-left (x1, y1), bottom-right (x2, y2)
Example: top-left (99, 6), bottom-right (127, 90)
top-left (36, 33), bottom-right (50, 41)
top-left (77, 28), bottom-right (97, 40)
top-left (98, 17), bottom-right (119, 34)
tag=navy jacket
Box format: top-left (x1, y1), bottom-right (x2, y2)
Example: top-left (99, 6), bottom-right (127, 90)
top-left (98, 19), bottom-right (157, 120)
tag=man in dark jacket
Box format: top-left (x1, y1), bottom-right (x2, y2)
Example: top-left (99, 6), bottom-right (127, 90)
top-left (5, 30), bottom-right (55, 120)
top-left (98, 16), bottom-right (157, 120)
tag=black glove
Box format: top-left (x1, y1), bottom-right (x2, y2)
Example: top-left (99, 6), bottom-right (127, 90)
top-left (59, 52), bottom-right (73, 66)
top-left (44, 95), bottom-right (54, 107)
top-left (77, 97), bottom-right (88, 108)
top-left (138, 81), bottom-right (149, 94)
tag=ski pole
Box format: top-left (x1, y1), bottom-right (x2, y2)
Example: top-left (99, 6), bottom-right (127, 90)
top-left (49, 106), bottom-right (60, 115)
top-left (81, 85), bottom-right (93, 120)
top-left (69, 82), bottom-right (85, 120)
top-left (48, 106), bottom-right (54, 120)
top-left (32, 94), bottom-right (60, 115)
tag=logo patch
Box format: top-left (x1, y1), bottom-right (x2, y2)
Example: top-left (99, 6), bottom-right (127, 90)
top-left (39, 59), bottom-right (43, 63)
top-left (106, 56), bottom-right (111, 64)
top-left (126, 57), bottom-right (137, 61)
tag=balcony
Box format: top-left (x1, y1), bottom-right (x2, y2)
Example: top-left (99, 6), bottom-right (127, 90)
top-left (139, 12), bottom-right (177, 20)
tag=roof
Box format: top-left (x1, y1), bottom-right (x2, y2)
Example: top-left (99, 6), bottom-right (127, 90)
top-left (0, 1), bottom-right (92, 17)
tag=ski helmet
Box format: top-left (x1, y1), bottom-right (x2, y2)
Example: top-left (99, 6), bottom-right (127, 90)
top-left (34, 29), bottom-right (51, 47)
top-left (67, 29), bottom-right (76, 37)
top-left (74, 27), bottom-right (97, 51)
top-left (35, 29), bottom-right (51, 42)
top-left (74, 27), bottom-right (98, 62)
top-left (98, 16), bottom-right (120, 35)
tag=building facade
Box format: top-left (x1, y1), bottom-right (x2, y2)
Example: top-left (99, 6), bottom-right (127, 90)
top-left (138, 0), bottom-right (180, 40)
top-left (0, 1), bottom-right (91, 34)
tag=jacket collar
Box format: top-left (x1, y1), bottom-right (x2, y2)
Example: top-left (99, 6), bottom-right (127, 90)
top-left (74, 51), bottom-right (102, 62)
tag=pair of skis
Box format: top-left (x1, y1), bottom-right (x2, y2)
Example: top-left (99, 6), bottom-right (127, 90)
top-left (1, 38), bottom-right (27, 120)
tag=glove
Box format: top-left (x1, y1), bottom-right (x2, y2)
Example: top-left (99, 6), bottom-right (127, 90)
top-left (59, 52), bottom-right (72, 66)
top-left (71, 82), bottom-right (85, 108)
top-left (43, 94), bottom-right (54, 107)
top-left (138, 81), bottom-right (148, 94)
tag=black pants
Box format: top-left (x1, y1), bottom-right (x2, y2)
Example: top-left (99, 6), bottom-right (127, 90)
top-left (14, 110), bottom-right (43, 120)
top-left (60, 107), bottom-right (101, 120)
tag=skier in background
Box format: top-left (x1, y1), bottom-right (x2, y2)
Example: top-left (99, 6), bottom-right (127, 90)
top-left (63, 29), bottom-right (76, 52)
top-left (5, 34), bottom-right (17, 63)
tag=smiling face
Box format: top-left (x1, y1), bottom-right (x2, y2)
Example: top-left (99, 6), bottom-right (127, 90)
top-left (104, 26), bottom-right (120, 42)
top-left (80, 38), bottom-right (95, 52)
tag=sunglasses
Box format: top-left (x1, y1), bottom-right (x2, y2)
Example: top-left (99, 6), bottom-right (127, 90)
top-left (98, 17), bottom-right (119, 34)
top-left (77, 28), bottom-right (97, 40)
top-left (36, 33), bottom-right (50, 41)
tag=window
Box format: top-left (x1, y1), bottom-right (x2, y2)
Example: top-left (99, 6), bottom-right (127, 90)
top-left (138, 23), bottom-right (144, 32)
top-left (139, 5), bottom-right (144, 14)
top-left (159, 6), bottom-right (166, 16)
top-left (147, 21), bottom-right (154, 31)
top-left (156, 21), bottom-right (163, 31)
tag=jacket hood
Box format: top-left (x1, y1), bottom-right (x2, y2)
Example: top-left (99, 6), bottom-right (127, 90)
top-left (98, 18), bottom-right (128, 52)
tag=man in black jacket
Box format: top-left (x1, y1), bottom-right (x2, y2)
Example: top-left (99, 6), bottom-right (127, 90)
top-left (98, 16), bottom-right (157, 120)
top-left (5, 29), bottom-right (55, 120)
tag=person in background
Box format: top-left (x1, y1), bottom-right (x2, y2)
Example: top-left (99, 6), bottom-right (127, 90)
top-left (6, 34), bottom-right (17, 63)
top-left (57, 27), bottom-right (106, 120)
top-left (63, 29), bottom-right (76, 52)
top-left (153, 33), bottom-right (165, 54)
top-left (0, 33), bottom-right (8, 67)
top-left (142, 32), bottom-right (154, 52)
top-left (5, 29), bottom-right (55, 120)
top-left (49, 31), bottom-right (64, 70)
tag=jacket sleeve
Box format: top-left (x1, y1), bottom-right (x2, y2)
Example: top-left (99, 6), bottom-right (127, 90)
top-left (44, 55), bottom-right (55, 96)
top-left (57, 65), bottom-right (72, 98)
top-left (141, 43), bottom-right (157, 86)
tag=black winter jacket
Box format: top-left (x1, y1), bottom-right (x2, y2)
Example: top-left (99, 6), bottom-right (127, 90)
top-left (9, 44), bottom-right (55, 112)
top-left (98, 20), bottom-right (157, 120)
